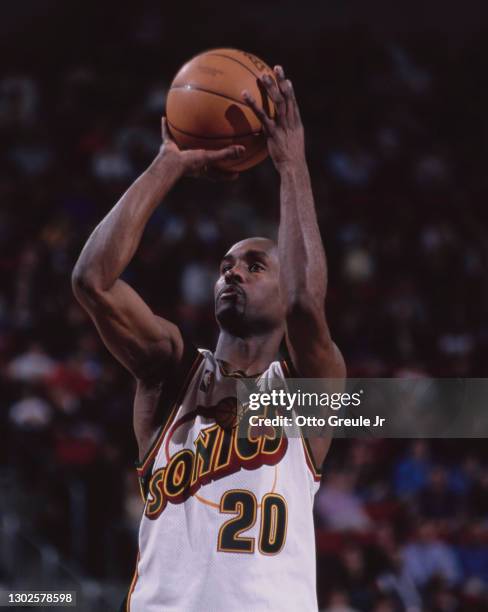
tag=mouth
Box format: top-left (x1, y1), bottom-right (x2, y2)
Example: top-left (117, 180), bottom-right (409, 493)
top-left (218, 285), bottom-right (244, 300)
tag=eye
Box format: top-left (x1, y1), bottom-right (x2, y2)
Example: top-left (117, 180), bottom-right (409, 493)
top-left (221, 264), bottom-right (232, 274)
top-left (249, 262), bottom-right (264, 273)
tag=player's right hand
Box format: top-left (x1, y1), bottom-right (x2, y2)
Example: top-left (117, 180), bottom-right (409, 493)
top-left (159, 117), bottom-right (245, 181)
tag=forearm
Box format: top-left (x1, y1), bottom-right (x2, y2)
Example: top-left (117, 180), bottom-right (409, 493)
top-left (73, 153), bottom-right (183, 291)
top-left (278, 161), bottom-right (327, 307)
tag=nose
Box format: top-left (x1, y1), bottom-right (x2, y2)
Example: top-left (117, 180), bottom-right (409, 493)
top-left (224, 265), bottom-right (243, 284)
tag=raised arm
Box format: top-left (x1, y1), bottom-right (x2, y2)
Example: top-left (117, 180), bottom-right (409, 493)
top-left (243, 67), bottom-right (345, 380)
top-left (72, 119), bottom-right (244, 381)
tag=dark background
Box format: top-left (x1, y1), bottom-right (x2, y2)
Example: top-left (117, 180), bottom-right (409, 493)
top-left (1, 1), bottom-right (488, 610)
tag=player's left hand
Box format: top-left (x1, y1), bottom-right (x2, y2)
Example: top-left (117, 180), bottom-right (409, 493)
top-left (242, 66), bottom-right (305, 172)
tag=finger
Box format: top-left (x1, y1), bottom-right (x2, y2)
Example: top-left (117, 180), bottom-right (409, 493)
top-left (273, 65), bottom-right (288, 97)
top-left (242, 90), bottom-right (273, 133)
top-left (204, 145), bottom-right (245, 164)
top-left (284, 78), bottom-right (301, 125)
top-left (283, 79), bottom-right (300, 125)
top-left (274, 66), bottom-right (297, 125)
top-left (260, 73), bottom-right (286, 122)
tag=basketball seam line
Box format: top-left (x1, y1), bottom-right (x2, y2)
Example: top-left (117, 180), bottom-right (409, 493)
top-left (198, 52), bottom-right (273, 120)
top-left (167, 119), bottom-right (262, 140)
top-left (206, 52), bottom-right (262, 80)
top-left (169, 85), bottom-right (250, 107)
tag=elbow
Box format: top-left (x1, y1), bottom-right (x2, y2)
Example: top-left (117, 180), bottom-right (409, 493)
top-left (71, 264), bottom-right (102, 302)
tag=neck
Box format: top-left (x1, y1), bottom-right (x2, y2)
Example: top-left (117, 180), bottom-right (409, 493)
top-left (215, 328), bottom-right (284, 376)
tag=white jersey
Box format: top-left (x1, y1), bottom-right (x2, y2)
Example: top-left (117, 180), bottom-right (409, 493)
top-left (124, 345), bottom-right (321, 612)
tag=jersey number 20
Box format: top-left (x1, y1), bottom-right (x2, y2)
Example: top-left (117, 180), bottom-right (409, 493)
top-left (217, 489), bottom-right (287, 554)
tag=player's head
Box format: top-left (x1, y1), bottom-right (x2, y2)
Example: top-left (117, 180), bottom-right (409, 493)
top-left (215, 237), bottom-right (285, 337)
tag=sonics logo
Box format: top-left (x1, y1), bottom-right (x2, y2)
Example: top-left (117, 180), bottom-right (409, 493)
top-left (144, 406), bottom-right (287, 520)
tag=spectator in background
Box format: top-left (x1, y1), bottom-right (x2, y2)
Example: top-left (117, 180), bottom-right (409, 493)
top-left (8, 385), bottom-right (53, 430)
top-left (315, 470), bottom-right (372, 532)
top-left (374, 524), bottom-right (422, 610)
top-left (180, 257), bottom-right (216, 307)
top-left (449, 455), bottom-right (480, 498)
top-left (92, 146), bottom-right (134, 182)
top-left (402, 522), bottom-right (461, 588)
top-left (337, 545), bottom-right (375, 610)
top-left (456, 523), bottom-right (488, 589)
top-left (416, 466), bottom-right (463, 523)
top-left (7, 384), bottom-right (54, 481)
top-left (7, 341), bottom-right (56, 382)
top-left (394, 441), bottom-right (431, 498)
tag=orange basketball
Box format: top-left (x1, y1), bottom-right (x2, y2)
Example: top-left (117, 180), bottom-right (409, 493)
top-left (166, 49), bottom-right (276, 172)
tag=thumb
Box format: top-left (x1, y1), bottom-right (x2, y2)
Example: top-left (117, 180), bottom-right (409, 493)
top-left (204, 145), bottom-right (245, 164)
top-left (161, 117), bottom-right (172, 142)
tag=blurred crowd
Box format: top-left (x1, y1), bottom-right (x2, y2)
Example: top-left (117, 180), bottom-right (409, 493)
top-left (1, 15), bottom-right (488, 611)
top-left (316, 440), bottom-right (488, 611)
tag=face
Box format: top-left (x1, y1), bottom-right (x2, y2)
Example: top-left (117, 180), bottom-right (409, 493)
top-left (214, 237), bottom-right (285, 337)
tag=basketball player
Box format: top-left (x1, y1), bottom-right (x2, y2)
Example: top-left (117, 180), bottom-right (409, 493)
top-left (72, 65), bottom-right (345, 611)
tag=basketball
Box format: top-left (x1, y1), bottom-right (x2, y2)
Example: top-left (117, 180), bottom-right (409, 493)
top-left (166, 49), bottom-right (276, 172)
